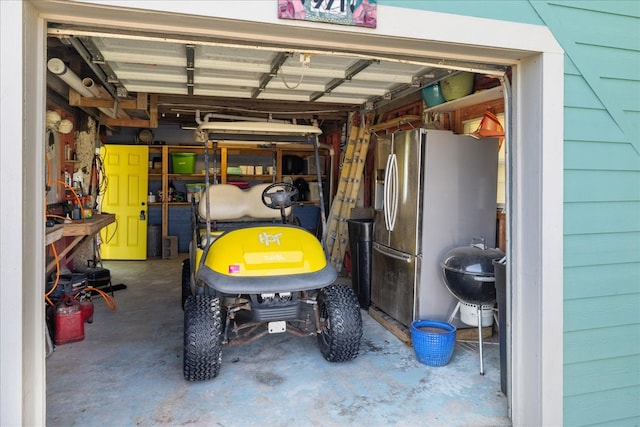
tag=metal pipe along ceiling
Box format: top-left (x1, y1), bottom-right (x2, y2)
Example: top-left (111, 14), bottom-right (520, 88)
top-left (47, 58), bottom-right (94, 98)
top-left (47, 58), bottom-right (115, 118)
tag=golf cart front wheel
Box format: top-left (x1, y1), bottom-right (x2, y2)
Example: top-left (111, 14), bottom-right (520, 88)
top-left (183, 295), bottom-right (223, 381)
top-left (317, 284), bottom-right (363, 362)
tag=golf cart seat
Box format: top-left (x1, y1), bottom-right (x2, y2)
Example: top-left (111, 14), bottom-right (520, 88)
top-left (197, 183), bottom-right (291, 222)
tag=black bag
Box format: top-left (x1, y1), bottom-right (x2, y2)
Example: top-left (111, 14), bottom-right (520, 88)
top-left (74, 266), bottom-right (112, 293)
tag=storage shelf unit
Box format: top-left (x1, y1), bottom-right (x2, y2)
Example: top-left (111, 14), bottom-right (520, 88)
top-left (424, 86), bottom-right (503, 113)
top-left (149, 144), bottom-right (332, 238)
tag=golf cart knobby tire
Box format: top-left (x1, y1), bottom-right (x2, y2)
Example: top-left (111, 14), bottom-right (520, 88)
top-left (317, 284), bottom-right (363, 362)
top-left (181, 258), bottom-right (192, 310)
top-left (183, 295), bottom-right (223, 381)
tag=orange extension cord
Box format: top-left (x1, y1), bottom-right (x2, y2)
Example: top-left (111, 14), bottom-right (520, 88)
top-left (45, 155), bottom-right (116, 311)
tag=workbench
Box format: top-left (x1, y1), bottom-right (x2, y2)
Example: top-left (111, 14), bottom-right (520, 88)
top-left (46, 213), bottom-right (115, 272)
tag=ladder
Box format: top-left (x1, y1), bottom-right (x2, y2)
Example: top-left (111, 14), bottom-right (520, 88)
top-left (325, 121), bottom-right (371, 271)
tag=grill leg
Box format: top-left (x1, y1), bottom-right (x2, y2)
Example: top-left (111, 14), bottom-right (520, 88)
top-left (447, 302), bottom-right (461, 324)
top-left (478, 304), bottom-right (485, 375)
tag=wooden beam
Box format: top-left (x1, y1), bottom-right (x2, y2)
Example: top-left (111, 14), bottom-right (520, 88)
top-left (136, 92), bottom-right (148, 110)
top-left (68, 88), bottom-right (82, 107)
top-left (368, 305), bottom-right (412, 346)
top-left (368, 115), bottom-right (422, 133)
top-left (69, 93), bottom-right (141, 110)
top-left (148, 94), bottom-right (158, 128)
top-left (104, 117), bottom-right (150, 127)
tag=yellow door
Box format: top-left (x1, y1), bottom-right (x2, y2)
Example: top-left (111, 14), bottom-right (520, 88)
top-left (99, 145), bottom-right (149, 260)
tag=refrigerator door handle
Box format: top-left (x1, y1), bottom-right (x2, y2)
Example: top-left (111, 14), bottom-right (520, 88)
top-left (388, 153), bottom-right (398, 230)
top-left (383, 153), bottom-right (398, 231)
top-left (373, 242), bottom-right (412, 263)
top-left (383, 154), bottom-right (393, 230)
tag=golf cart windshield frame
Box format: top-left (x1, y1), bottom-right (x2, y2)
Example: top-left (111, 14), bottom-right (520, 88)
top-left (195, 121), bottom-right (329, 252)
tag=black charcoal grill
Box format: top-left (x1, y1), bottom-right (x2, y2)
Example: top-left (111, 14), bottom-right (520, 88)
top-left (441, 239), bottom-right (504, 375)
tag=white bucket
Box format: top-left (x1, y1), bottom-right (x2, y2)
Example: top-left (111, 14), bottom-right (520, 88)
top-left (460, 302), bottom-right (494, 327)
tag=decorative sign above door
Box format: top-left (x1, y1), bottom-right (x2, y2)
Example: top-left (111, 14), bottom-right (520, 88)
top-left (278, 0), bottom-right (377, 28)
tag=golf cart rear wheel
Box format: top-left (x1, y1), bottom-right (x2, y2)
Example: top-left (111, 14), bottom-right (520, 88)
top-left (183, 295), bottom-right (223, 381)
top-left (181, 258), bottom-right (192, 310)
top-left (317, 284), bottom-right (363, 362)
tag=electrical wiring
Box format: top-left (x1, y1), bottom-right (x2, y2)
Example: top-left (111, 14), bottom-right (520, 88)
top-left (93, 153), bottom-right (108, 199)
top-left (88, 287), bottom-right (116, 311)
top-left (74, 286), bottom-right (117, 311)
top-left (44, 129), bottom-right (117, 313)
top-left (45, 169), bottom-right (116, 310)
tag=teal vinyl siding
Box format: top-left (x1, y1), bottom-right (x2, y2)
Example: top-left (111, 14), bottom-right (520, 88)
top-left (564, 386), bottom-right (640, 426)
top-left (536, 3), bottom-right (640, 425)
top-left (564, 355), bottom-right (640, 393)
top-left (382, 0), bottom-right (543, 25)
top-left (384, 1), bottom-right (640, 425)
top-left (565, 170), bottom-right (640, 202)
top-left (565, 264), bottom-right (640, 298)
top-left (565, 295), bottom-right (640, 332)
top-left (564, 202), bottom-right (640, 234)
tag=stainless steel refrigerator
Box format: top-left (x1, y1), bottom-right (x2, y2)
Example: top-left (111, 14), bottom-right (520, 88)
top-left (371, 128), bottom-right (498, 327)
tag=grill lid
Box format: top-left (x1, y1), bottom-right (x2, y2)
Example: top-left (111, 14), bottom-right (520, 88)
top-left (441, 243), bottom-right (504, 276)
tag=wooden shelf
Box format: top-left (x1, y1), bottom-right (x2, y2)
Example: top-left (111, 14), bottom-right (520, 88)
top-left (46, 214), bottom-right (115, 273)
top-left (60, 213), bottom-right (115, 237)
top-left (168, 173), bottom-right (213, 179)
top-left (425, 86), bottom-right (503, 113)
top-left (149, 144), bottom-right (332, 237)
top-left (45, 225), bottom-right (64, 246)
top-left (284, 174), bottom-right (326, 180)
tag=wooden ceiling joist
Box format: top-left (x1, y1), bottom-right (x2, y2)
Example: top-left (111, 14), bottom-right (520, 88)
top-left (67, 89), bottom-right (158, 127)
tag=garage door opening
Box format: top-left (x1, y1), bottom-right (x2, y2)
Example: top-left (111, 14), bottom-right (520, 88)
top-left (18, 2), bottom-right (563, 425)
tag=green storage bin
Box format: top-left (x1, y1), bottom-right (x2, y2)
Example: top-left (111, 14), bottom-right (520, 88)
top-left (171, 153), bottom-right (196, 174)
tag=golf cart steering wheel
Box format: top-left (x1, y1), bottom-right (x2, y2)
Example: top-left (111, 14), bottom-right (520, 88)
top-left (261, 182), bottom-right (299, 210)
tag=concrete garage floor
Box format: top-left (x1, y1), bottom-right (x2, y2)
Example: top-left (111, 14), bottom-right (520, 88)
top-left (47, 258), bottom-right (510, 427)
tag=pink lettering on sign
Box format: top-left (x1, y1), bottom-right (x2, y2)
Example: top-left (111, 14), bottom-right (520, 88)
top-left (228, 265), bottom-right (240, 274)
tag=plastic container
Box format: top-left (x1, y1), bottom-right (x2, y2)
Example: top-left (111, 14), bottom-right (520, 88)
top-left (185, 183), bottom-right (205, 202)
top-left (421, 82), bottom-right (446, 107)
top-left (171, 153), bottom-right (196, 174)
top-left (54, 295), bottom-right (85, 345)
top-left (410, 320), bottom-right (456, 366)
top-left (440, 72), bottom-right (475, 101)
top-left (305, 155), bottom-right (325, 174)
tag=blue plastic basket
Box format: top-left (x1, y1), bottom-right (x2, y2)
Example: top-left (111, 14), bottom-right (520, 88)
top-left (410, 320), bottom-right (457, 367)
top-left (421, 82), bottom-right (446, 108)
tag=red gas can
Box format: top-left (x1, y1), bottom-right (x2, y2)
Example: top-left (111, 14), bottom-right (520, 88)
top-left (55, 295), bottom-right (84, 345)
top-left (80, 299), bottom-right (94, 324)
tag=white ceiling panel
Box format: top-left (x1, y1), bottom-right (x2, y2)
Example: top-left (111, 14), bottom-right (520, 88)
top-left (48, 23), bottom-right (505, 125)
